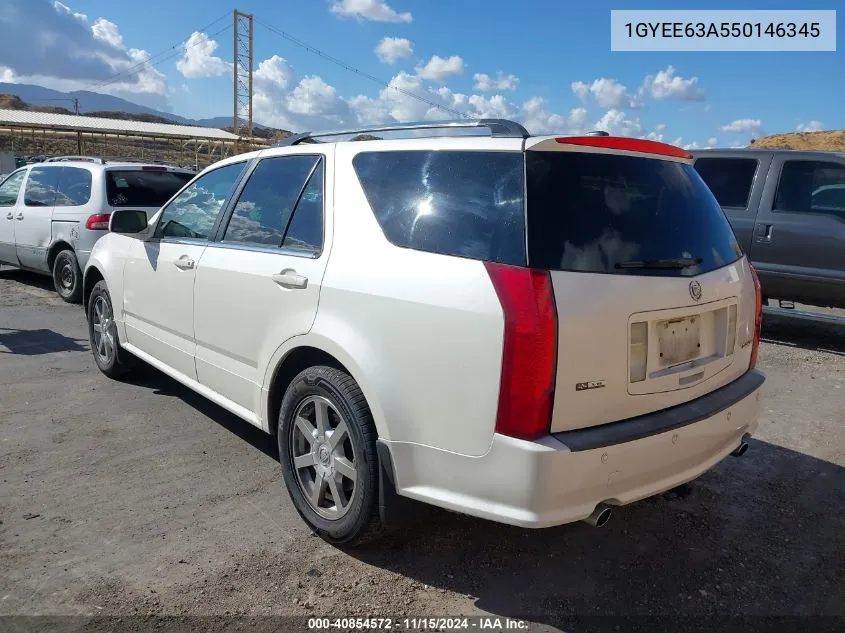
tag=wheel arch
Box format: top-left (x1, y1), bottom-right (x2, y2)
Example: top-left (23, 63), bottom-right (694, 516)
top-left (82, 264), bottom-right (105, 311)
top-left (47, 240), bottom-right (75, 271)
top-left (262, 335), bottom-right (387, 441)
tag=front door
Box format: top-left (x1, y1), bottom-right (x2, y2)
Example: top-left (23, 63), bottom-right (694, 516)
top-left (122, 161), bottom-right (248, 381)
top-left (0, 170), bottom-right (26, 265)
top-left (193, 152), bottom-right (331, 420)
top-left (15, 166), bottom-right (60, 271)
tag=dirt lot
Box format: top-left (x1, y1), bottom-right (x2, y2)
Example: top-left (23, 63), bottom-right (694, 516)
top-left (1, 267), bottom-right (843, 633)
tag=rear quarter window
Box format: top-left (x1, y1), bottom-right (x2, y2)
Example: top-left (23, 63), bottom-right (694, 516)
top-left (526, 151), bottom-right (743, 277)
top-left (693, 157), bottom-right (758, 209)
top-left (352, 150), bottom-right (525, 266)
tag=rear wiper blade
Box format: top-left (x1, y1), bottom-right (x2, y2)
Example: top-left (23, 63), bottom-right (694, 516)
top-left (615, 257), bottom-right (703, 270)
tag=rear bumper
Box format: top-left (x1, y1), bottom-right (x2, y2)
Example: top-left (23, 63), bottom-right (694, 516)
top-left (384, 369), bottom-right (764, 528)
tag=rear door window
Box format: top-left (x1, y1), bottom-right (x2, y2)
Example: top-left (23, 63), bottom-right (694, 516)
top-left (55, 167), bottom-right (92, 207)
top-left (774, 160), bottom-right (845, 219)
top-left (693, 157), bottom-right (758, 209)
top-left (106, 170), bottom-right (194, 208)
top-left (352, 151), bottom-right (525, 265)
top-left (526, 151), bottom-right (742, 277)
top-left (24, 167), bottom-right (60, 207)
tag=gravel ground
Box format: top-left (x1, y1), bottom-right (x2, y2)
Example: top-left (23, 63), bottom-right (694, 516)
top-left (1, 267), bottom-right (843, 633)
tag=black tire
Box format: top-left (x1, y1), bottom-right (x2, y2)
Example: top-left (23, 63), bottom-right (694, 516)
top-left (52, 249), bottom-right (83, 303)
top-left (278, 365), bottom-right (383, 546)
top-left (87, 280), bottom-right (137, 379)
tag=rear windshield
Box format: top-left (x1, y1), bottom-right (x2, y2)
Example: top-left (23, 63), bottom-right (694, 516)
top-left (525, 151), bottom-right (743, 277)
top-left (106, 170), bottom-right (193, 208)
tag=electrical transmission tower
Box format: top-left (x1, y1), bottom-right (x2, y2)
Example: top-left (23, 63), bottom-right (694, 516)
top-left (233, 9), bottom-right (254, 138)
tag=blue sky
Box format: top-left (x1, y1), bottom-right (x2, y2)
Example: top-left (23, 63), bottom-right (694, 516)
top-left (0, 0), bottom-right (842, 148)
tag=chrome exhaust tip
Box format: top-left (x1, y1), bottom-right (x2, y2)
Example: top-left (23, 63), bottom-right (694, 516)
top-left (583, 504), bottom-right (612, 528)
top-left (731, 434), bottom-right (751, 457)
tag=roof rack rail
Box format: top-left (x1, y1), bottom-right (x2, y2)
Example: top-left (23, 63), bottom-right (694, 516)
top-left (275, 118), bottom-right (531, 147)
top-left (44, 155), bottom-right (106, 164)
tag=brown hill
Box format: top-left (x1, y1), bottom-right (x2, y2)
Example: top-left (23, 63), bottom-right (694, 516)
top-left (754, 130), bottom-right (845, 152)
top-left (0, 93), bottom-right (72, 114)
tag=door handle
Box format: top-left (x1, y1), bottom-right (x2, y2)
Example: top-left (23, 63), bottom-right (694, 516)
top-left (271, 269), bottom-right (308, 289)
top-left (173, 255), bottom-right (195, 270)
top-left (15, 212), bottom-right (23, 220)
top-left (5, 211), bottom-right (12, 220)
top-left (753, 224), bottom-right (773, 243)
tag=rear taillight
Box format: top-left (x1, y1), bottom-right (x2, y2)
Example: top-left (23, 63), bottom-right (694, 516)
top-left (749, 263), bottom-right (763, 369)
top-left (484, 262), bottom-right (557, 441)
top-left (85, 213), bottom-right (111, 230)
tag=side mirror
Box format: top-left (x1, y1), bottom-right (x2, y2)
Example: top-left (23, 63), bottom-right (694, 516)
top-left (109, 209), bottom-right (149, 236)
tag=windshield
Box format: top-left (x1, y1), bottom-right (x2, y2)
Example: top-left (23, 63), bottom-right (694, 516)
top-left (106, 170), bottom-right (193, 208)
top-left (525, 151), bottom-right (743, 277)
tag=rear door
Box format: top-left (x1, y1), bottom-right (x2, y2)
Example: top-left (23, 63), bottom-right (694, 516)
top-left (16, 166), bottom-right (60, 271)
top-left (525, 138), bottom-right (758, 433)
top-left (693, 154), bottom-right (771, 253)
top-left (193, 150), bottom-right (331, 419)
top-left (746, 156), bottom-right (845, 307)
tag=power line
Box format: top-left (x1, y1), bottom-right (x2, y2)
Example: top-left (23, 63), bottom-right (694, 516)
top-left (84, 12), bottom-right (231, 94)
top-left (254, 16), bottom-right (468, 120)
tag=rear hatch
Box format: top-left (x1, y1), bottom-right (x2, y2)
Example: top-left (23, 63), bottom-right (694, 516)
top-left (525, 137), bottom-right (758, 433)
top-left (103, 166), bottom-right (194, 216)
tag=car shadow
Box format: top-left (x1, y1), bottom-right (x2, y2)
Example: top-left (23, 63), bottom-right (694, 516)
top-left (0, 266), bottom-right (54, 293)
top-left (0, 327), bottom-right (89, 355)
top-left (761, 312), bottom-right (845, 356)
top-left (345, 439), bottom-right (844, 630)
top-left (124, 364), bottom-right (279, 460)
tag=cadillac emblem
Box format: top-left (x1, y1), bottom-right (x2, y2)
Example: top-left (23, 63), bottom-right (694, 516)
top-left (689, 280), bottom-right (702, 302)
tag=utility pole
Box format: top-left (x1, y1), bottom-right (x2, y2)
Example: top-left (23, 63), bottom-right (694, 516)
top-left (233, 9), bottom-right (254, 140)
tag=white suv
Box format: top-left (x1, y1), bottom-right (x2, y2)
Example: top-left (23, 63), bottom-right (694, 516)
top-left (83, 120), bottom-right (765, 544)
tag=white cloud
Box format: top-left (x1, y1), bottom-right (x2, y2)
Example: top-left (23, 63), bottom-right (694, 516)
top-left (255, 55), bottom-right (294, 91)
top-left (594, 109), bottom-right (642, 136)
top-left (640, 66), bottom-right (704, 101)
top-left (91, 18), bottom-right (123, 48)
top-left (416, 55), bottom-right (466, 82)
top-left (330, 0), bottom-right (412, 23)
top-left (53, 1), bottom-right (87, 22)
top-left (707, 137), bottom-right (718, 147)
top-left (473, 72), bottom-right (520, 92)
top-left (720, 118), bottom-right (763, 137)
top-left (0, 1), bottom-right (167, 106)
top-left (797, 120), bottom-right (824, 132)
top-left (374, 37), bottom-right (413, 64)
top-left (644, 125), bottom-right (666, 142)
top-left (176, 32), bottom-right (231, 79)
top-left (286, 76), bottom-right (347, 117)
top-left (521, 97), bottom-right (589, 135)
top-left (572, 78), bottom-right (639, 109)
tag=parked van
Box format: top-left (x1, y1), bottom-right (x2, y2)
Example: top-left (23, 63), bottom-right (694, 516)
top-left (0, 157), bottom-right (193, 302)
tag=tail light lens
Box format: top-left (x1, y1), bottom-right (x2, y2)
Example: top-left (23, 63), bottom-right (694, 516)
top-left (86, 213), bottom-right (111, 230)
top-left (484, 262), bottom-right (557, 441)
top-left (749, 263), bottom-right (763, 369)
